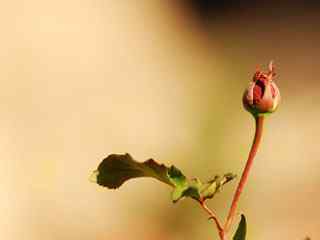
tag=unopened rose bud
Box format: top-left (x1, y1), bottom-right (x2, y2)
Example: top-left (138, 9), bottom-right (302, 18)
top-left (243, 61), bottom-right (280, 116)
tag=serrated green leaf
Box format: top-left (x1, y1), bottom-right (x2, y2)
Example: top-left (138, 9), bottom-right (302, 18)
top-left (167, 166), bottom-right (187, 187)
top-left (90, 153), bottom-right (173, 189)
top-left (233, 215), bottom-right (247, 240)
top-left (91, 153), bottom-right (235, 203)
top-left (167, 166), bottom-right (189, 202)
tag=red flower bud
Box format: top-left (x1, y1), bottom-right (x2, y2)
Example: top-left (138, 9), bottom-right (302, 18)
top-left (243, 61), bottom-right (280, 116)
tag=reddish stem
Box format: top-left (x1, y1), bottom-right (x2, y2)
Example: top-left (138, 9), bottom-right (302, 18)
top-left (199, 200), bottom-right (225, 239)
top-left (224, 116), bottom-right (264, 233)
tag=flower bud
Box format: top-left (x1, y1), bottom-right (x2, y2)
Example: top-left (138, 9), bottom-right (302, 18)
top-left (243, 61), bottom-right (280, 116)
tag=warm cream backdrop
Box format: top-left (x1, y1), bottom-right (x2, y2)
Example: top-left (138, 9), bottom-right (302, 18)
top-left (1, 1), bottom-right (319, 240)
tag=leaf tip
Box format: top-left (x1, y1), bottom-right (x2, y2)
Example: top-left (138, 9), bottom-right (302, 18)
top-left (224, 173), bottom-right (237, 182)
top-left (89, 170), bottom-right (99, 183)
top-left (233, 214), bottom-right (247, 240)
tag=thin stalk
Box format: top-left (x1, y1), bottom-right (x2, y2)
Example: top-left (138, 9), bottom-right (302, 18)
top-left (224, 116), bottom-right (264, 233)
top-left (199, 200), bottom-right (225, 240)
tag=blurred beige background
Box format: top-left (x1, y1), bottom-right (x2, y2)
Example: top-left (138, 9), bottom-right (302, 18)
top-left (1, 1), bottom-right (319, 239)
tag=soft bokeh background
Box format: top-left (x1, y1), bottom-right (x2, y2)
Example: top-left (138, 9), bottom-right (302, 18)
top-left (1, 1), bottom-right (319, 239)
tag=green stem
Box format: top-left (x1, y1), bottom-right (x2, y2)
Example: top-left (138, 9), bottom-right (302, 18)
top-left (224, 115), bottom-right (264, 233)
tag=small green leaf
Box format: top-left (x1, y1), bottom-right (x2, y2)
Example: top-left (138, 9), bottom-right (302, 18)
top-left (200, 173), bottom-right (236, 201)
top-left (169, 175), bottom-right (202, 203)
top-left (168, 173), bottom-right (236, 203)
top-left (233, 214), bottom-right (247, 240)
top-left (91, 153), bottom-right (235, 203)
